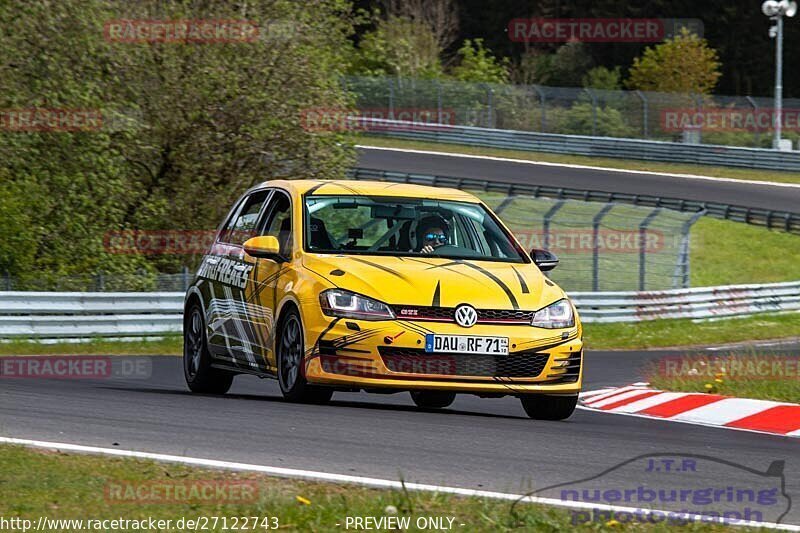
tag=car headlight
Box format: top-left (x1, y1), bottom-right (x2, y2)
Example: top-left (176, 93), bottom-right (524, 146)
top-left (531, 299), bottom-right (574, 329)
top-left (319, 289), bottom-right (395, 321)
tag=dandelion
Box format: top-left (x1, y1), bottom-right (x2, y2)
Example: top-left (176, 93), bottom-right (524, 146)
top-left (385, 505), bottom-right (398, 515)
top-left (605, 519), bottom-right (621, 527)
top-left (688, 368), bottom-right (699, 376)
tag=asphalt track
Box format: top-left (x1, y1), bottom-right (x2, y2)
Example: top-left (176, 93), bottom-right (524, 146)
top-left (3, 152), bottom-right (800, 527)
top-left (357, 146), bottom-right (800, 213)
top-left (1, 350), bottom-right (798, 526)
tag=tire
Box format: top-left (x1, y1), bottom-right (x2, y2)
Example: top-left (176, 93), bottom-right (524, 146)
top-left (184, 303), bottom-right (234, 394)
top-left (410, 390), bottom-right (456, 409)
top-left (277, 308), bottom-right (333, 404)
top-left (520, 394), bottom-right (578, 420)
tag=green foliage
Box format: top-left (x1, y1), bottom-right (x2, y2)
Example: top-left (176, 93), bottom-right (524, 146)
top-left (555, 103), bottom-right (633, 138)
top-left (351, 15), bottom-right (442, 78)
top-left (582, 66), bottom-right (622, 90)
top-left (627, 28), bottom-right (721, 94)
top-left (450, 39), bottom-right (509, 83)
top-left (0, 0), bottom-right (357, 283)
top-left (526, 42), bottom-right (593, 87)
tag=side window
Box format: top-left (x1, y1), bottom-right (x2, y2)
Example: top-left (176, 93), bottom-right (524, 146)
top-left (260, 192), bottom-right (292, 255)
top-left (219, 191), bottom-right (269, 245)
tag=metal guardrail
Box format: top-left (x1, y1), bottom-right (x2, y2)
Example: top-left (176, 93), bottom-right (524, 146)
top-left (571, 281), bottom-right (800, 323)
top-left (0, 292), bottom-right (184, 339)
top-left (356, 117), bottom-right (800, 172)
top-left (1, 284), bottom-right (798, 339)
top-left (348, 167), bottom-right (800, 234)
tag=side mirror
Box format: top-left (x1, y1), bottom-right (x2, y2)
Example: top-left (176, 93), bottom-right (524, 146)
top-left (243, 236), bottom-right (285, 262)
top-left (531, 249), bottom-right (558, 272)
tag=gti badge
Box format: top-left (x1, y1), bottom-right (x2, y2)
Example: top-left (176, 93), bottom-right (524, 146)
top-left (454, 304), bottom-right (478, 328)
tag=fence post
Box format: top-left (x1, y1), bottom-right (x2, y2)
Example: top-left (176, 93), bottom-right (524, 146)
top-left (673, 210), bottom-right (706, 288)
top-left (542, 200), bottom-right (565, 250)
top-left (182, 266), bottom-right (190, 291)
top-left (437, 81), bottom-right (443, 124)
top-left (746, 96), bottom-right (760, 147)
top-left (97, 272), bottom-right (105, 292)
top-left (486, 84), bottom-right (494, 128)
top-left (533, 85), bottom-right (546, 131)
top-left (592, 204), bottom-right (615, 292)
top-left (585, 88), bottom-right (598, 136)
top-left (638, 208), bottom-right (662, 291)
top-left (3, 270), bottom-right (10, 291)
top-left (636, 90), bottom-right (648, 138)
top-left (388, 78), bottom-right (395, 119)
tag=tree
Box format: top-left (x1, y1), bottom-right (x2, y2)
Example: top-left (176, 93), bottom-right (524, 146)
top-left (0, 0), bottom-right (357, 284)
top-left (583, 66), bottom-right (622, 91)
top-left (352, 15), bottom-right (442, 78)
top-left (451, 39), bottom-right (509, 83)
top-left (627, 28), bottom-right (721, 94)
top-left (380, 0), bottom-right (459, 54)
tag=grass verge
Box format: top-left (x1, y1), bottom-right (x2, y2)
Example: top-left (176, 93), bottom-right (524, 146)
top-left (0, 444), bottom-right (752, 532)
top-left (690, 218), bottom-right (800, 286)
top-left (0, 336), bottom-right (182, 356)
top-left (647, 373), bottom-right (800, 404)
top-left (356, 135), bottom-right (800, 185)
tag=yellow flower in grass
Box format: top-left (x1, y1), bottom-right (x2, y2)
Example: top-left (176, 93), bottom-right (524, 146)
top-left (296, 495), bottom-right (311, 505)
top-left (714, 378), bottom-right (724, 384)
top-left (605, 519), bottom-right (621, 527)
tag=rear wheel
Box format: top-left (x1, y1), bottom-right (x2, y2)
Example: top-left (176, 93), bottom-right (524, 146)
top-left (410, 390), bottom-right (456, 409)
top-left (184, 304), bottom-right (234, 394)
top-left (277, 309), bottom-right (333, 404)
top-left (520, 394), bottom-right (577, 420)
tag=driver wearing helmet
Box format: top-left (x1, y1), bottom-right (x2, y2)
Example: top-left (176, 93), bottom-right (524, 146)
top-left (416, 215), bottom-right (450, 255)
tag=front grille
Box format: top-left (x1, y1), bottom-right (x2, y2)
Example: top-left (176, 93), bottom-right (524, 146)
top-left (393, 305), bottom-right (534, 325)
top-left (378, 347), bottom-right (549, 378)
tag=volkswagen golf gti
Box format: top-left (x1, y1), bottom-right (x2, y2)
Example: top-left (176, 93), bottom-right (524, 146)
top-left (183, 179), bottom-right (583, 419)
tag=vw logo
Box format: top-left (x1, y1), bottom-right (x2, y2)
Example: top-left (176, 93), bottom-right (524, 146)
top-left (454, 304), bottom-right (478, 328)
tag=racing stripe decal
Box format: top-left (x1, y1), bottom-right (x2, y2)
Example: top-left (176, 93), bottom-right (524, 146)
top-left (511, 266), bottom-right (530, 294)
top-left (431, 281), bottom-right (441, 307)
top-left (308, 318), bottom-right (341, 356)
top-left (349, 257), bottom-right (409, 281)
top-left (457, 261), bottom-right (520, 310)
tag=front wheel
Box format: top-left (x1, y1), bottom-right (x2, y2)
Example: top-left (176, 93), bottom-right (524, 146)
top-left (410, 390), bottom-right (456, 409)
top-left (277, 309), bottom-right (333, 404)
top-left (184, 304), bottom-right (234, 394)
top-left (520, 394), bottom-right (577, 420)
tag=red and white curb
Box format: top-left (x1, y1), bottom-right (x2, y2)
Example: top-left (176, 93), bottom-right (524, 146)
top-left (579, 383), bottom-right (800, 438)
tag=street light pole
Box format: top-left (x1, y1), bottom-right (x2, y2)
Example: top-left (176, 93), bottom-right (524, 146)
top-left (774, 15), bottom-right (784, 148)
top-left (763, 0), bottom-right (797, 149)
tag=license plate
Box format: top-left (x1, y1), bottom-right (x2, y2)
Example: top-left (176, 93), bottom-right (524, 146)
top-left (424, 334), bottom-right (509, 355)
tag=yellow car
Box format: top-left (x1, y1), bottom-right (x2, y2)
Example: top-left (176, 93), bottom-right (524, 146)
top-left (183, 180), bottom-right (583, 419)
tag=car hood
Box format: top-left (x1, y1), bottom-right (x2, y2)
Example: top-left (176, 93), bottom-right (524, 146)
top-left (302, 254), bottom-right (565, 310)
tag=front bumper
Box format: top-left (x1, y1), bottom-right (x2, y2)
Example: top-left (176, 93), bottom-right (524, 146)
top-left (302, 306), bottom-right (583, 395)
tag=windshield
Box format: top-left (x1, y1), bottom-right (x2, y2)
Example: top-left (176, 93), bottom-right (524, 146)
top-left (304, 195), bottom-right (528, 263)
